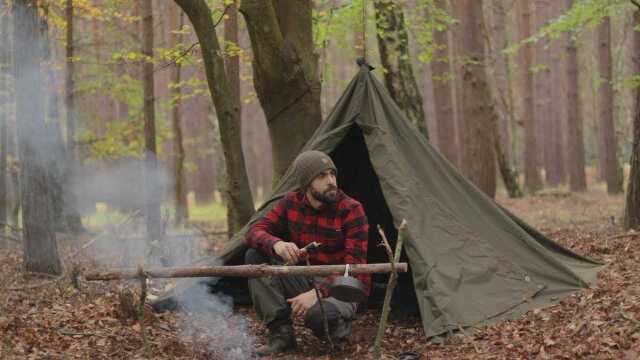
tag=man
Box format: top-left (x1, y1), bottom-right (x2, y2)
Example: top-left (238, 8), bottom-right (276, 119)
top-left (245, 150), bottom-right (370, 356)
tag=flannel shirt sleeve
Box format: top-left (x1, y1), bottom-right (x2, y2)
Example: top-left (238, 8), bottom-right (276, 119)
top-left (244, 197), bottom-right (288, 257)
top-left (318, 202), bottom-right (370, 298)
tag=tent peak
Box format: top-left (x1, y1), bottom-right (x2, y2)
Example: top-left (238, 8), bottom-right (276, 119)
top-left (356, 57), bottom-right (375, 71)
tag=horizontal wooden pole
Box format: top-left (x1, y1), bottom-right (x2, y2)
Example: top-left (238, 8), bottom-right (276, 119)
top-left (84, 263), bottom-right (408, 281)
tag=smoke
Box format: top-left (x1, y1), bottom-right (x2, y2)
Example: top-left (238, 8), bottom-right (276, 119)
top-left (8, 2), bottom-right (256, 357)
top-left (176, 275), bottom-right (256, 360)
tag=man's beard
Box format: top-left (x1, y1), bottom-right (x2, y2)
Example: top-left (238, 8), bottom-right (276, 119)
top-left (311, 186), bottom-right (338, 204)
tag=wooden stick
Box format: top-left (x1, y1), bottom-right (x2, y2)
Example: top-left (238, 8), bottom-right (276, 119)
top-left (85, 262), bottom-right (408, 281)
top-left (137, 266), bottom-right (151, 357)
top-left (607, 232), bottom-right (640, 241)
top-left (373, 220), bottom-right (407, 360)
top-left (64, 209), bottom-right (141, 260)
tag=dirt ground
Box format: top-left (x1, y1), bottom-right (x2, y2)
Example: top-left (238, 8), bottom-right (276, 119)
top-left (1, 189), bottom-right (640, 359)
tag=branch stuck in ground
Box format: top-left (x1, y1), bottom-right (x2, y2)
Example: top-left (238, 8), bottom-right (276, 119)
top-left (373, 219), bottom-right (407, 360)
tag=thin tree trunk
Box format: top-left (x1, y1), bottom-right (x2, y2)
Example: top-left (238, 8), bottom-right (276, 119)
top-left (459, 0), bottom-right (497, 199)
top-left (565, 0), bottom-right (587, 192)
top-left (597, 17), bottom-right (623, 194)
top-left (624, 10), bottom-right (640, 230)
top-left (484, 0), bottom-right (522, 198)
top-left (239, 1), bottom-right (322, 183)
top-left (13, 0), bottom-right (62, 274)
top-left (63, 0), bottom-right (82, 234)
top-left (175, 0), bottom-right (255, 235)
top-left (41, 5), bottom-right (65, 232)
top-left (519, 1), bottom-right (543, 194)
top-left (141, 0), bottom-right (162, 246)
top-left (373, 0), bottom-right (428, 139)
top-left (0, 0), bottom-right (9, 232)
top-left (431, 0), bottom-right (457, 165)
top-left (450, 0), bottom-right (464, 163)
top-left (225, 0), bottom-right (240, 238)
top-left (547, 0), bottom-right (567, 186)
top-left (534, 0), bottom-right (553, 185)
top-left (169, 5), bottom-right (188, 226)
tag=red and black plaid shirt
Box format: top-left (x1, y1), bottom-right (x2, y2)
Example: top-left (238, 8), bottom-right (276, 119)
top-left (245, 189), bottom-right (370, 298)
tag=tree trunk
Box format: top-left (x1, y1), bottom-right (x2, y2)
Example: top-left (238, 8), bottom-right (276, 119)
top-left (534, 0), bottom-right (554, 186)
top-left (225, 0), bottom-right (240, 238)
top-left (450, 0), bottom-right (465, 162)
top-left (63, 0), bottom-right (82, 234)
top-left (519, 1), bottom-right (543, 194)
top-left (564, 0), bottom-right (587, 191)
top-left (459, 0), bottom-right (497, 199)
top-left (0, 0), bottom-right (9, 232)
top-left (13, 0), bottom-right (62, 274)
top-left (239, 1), bottom-right (322, 183)
top-left (141, 0), bottom-right (162, 246)
top-left (431, 0), bottom-right (457, 164)
top-left (624, 10), bottom-right (640, 230)
top-left (597, 17), bottom-right (623, 194)
top-left (373, 0), bottom-right (429, 139)
top-left (41, 6), bottom-right (65, 232)
top-left (169, 5), bottom-right (188, 226)
top-left (175, 0), bottom-right (254, 235)
top-left (484, 0), bottom-right (522, 198)
top-left (547, 0), bottom-right (567, 186)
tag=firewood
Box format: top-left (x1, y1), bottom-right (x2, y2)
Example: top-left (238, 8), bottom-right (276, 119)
top-left (85, 262), bottom-right (408, 281)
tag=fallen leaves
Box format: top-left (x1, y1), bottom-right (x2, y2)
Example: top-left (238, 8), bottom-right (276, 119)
top-left (1, 192), bottom-right (640, 359)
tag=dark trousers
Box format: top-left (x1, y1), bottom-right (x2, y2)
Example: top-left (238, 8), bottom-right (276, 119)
top-left (245, 248), bottom-right (357, 342)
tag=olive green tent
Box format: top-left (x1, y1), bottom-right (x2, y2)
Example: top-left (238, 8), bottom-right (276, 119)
top-left (163, 64), bottom-right (603, 338)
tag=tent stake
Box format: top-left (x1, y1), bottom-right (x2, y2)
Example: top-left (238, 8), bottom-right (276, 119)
top-left (373, 220), bottom-right (407, 360)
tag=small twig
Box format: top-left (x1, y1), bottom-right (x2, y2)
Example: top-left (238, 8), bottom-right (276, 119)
top-left (8, 280), bottom-right (58, 291)
top-left (57, 328), bottom-right (102, 337)
top-left (373, 219), bottom-right (407, 360)
top-left (213, 4), bottom-right (233, 28)
top-left (631, 0), bottom-right (640, 11)
top-left (285, 242), bottom-right (321, 265)
top-left (306, 258), bottom-right (333, 350)
top-left (377, 225), bottom-right (393, 262)
top-left (154, 42), bottom-right (199, 72)
top-left (65, 209), bottom-right (141, 260)
top-left (138, 265), bottom-right (151, 357)
top-left (620, 304), bottom-right (640, 327)
top-left (606, 232), bottom-right (640, 241)
top-left (26, 272), bottom-right (61, 279)
top-left (456, 323), bottom-right (480, 353)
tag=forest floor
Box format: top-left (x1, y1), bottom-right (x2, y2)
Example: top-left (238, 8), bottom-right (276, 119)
top-left (1, 189), bottom-right (640, 359)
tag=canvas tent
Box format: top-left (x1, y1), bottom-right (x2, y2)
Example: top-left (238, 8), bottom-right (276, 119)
top-left (160, 64), bottom-right (603, 338)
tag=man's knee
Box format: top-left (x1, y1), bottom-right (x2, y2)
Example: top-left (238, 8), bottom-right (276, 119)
top-left (245, 248), bottom-right (268, 265)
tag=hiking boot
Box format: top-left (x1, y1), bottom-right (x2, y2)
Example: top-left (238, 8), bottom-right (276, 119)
top-left (255, 322), bottom-right (296, 357)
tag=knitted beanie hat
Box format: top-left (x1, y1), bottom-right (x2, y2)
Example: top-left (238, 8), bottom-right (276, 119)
top-left (293, 150), bottom-right (337, 189)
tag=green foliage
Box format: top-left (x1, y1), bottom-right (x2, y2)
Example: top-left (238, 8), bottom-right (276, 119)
top-left (408, 0), bottom-right (456, 63)
top-left (506, 0), bottom-right (632, 55)
top-left (312, 0), bottom-right (365, 52)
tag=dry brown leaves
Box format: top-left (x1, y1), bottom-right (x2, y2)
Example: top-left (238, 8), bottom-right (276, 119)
top-left (0, 190), bottom-right (639, 359)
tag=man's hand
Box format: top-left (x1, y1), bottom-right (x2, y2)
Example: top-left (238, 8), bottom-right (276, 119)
top-left (273, 241), bottom-right (302, 264)
top-left (286, 290), bottom-right (319, 317)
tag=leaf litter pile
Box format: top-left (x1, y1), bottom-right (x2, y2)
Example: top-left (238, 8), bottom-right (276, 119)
top-left (1, 190), bottom-right (640, 359)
